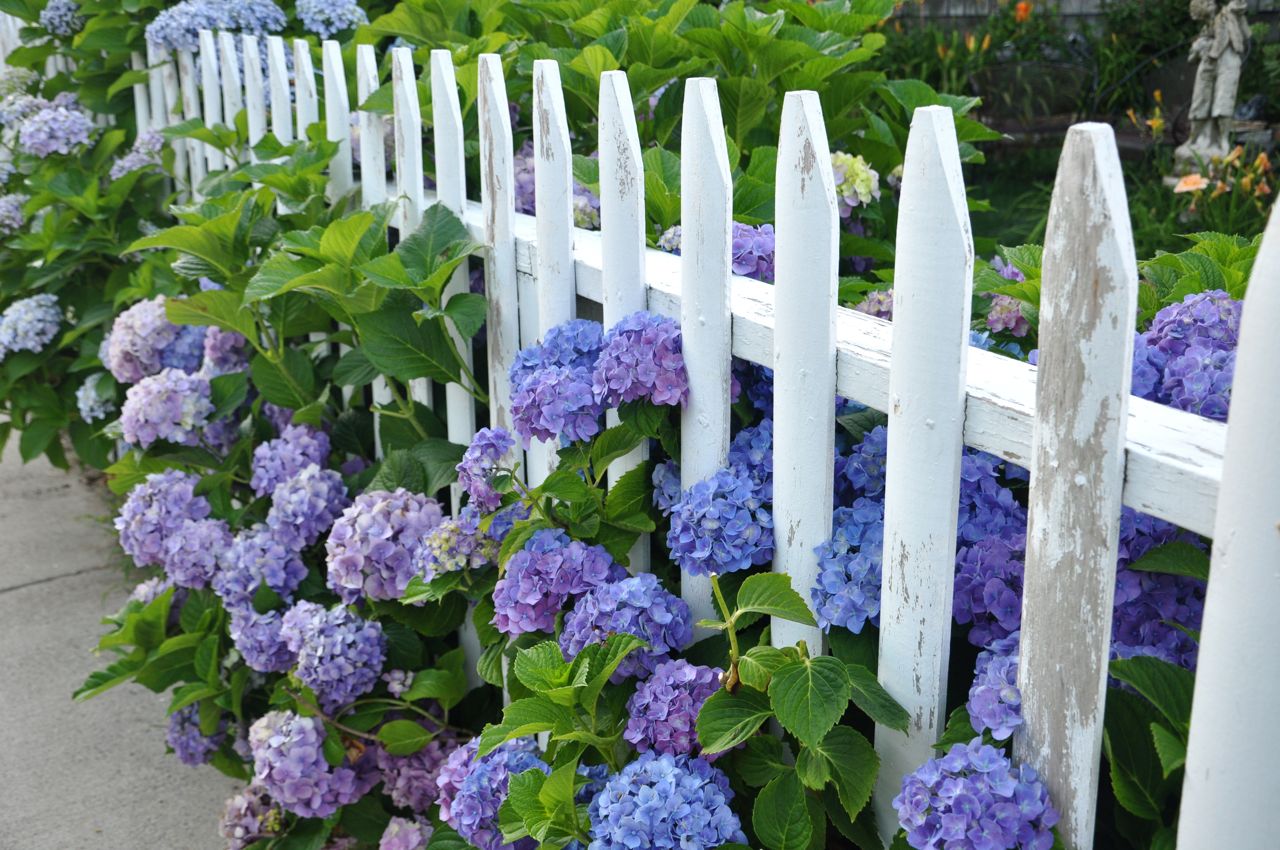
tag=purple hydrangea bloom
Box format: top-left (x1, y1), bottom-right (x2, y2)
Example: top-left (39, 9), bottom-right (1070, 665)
top-left (441, 737), bottom-right (548, 850)
top-left (145, 0), bottom-right (285, 51)
top-left (666, 466), bottom-right (773, 577)
top-left (162, 517), bottom-right (232, 589)
top-left (76, 372), bottom-right (115, 422)
top-left (120, 367), bottom-right (214, 448)
top-left (592, 311), bottom-right (688, 407)
top-left (213, 523), bottom-right (308, 611)
top-left (893, 738), bottom-right (1058, 850)
top-left (560, 573), bottom-right (693, 681)
top-left (105, 297), bottom-right (196, 384)
top-left (1160, 344), bottom-right (1234, 421)
top-left (376, 726), bottom-right (464, 813)
top-left (202, 327), bottom-right (250, 376)
top-left (413, 504), bottom-right (518, 580)
top-left (436, 738), bottom-right (477, 826)
top-left (248, 710), bottom-right (378, 819)
top-left (731, 222), bottom-right (775, 282)
top-left (128, 576), bottom-right (172, 605)
top-left (381, 816), bottom-right (433, 850)
top-left (115, 469), bottom-right (211, 567)
top-left (728, 417), bottom-right (774, 498)
top-left (325, 489), bottom-right (445, 603)
top-left (17, 99), bottom-right (93, 156)
top-left (624, 660), bottom-right (723, 758)
top-left (952, 536), bottom-right (1027, 648)
top-left (280, 601), bottom-right (387, 711)
top-left (297, 0), bottom-right (367, 38)
top-left (0, 192), bottom-right (28, 235)
top-left (957, 451), bottom-right (1027, 545)
top-left (1143, 289), bottom-right (1241, 362)
top-left (513, 141), bottom-right (536, 215)
top-left (587, 752), bottom-right (745, 850)
top-left (492, 528), bottom-right (626, 636)
top-left (262, 402), bottom-right (294, 434)
top-left (812, 498), bottom-right (886, 633)
top-left (383, 669), bottom-right (413, 697)
top-left (511, 365), bottom-right (603, 445)
top-left (252, 425), bottom-right (332, 497)
top-left (166, 704), bottom-right (226, 766)
top-left (966, 632), bottom-right (1023, 741)
top-left (219, 786), bottom-right (283, 850)
top-left (834, 425), bottom-right (888, 503)
top-left (39, 0), bottom-right (83, 35)
top-left (456, 427), bottom-right (515, 512)
top-left (992, 256), bottom-right (1025, 282)
top-left (266, 464), bottom-right (350, 550)
top-left (651, 460), bottom-right (682, 516)
top-left (853, 289), bottom-right (894, 320)
top-left (509, 319), bottom-right (604, 386)
top-left (0, 293), bottom-right (60, 359)
top-left (108, 130), bottom-right (163, 179)
top-left (986, 295), bottom-right (1030, 337)
top-left (229, 608), bottom-right (295, 673)
top-left (574, 181), bottom-right (601, 230)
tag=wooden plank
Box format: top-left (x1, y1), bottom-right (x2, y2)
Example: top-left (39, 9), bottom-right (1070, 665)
top-left (322, 40), bottom-right (354, 200)
top-left (391, 46), bottom-right (431, 409)
top-left (197, 30), bottom-right (225, 173)
top-left (1177, 208), bottom-right (1280, 850)
top-left (597, 70), bottom-right (649, 572)
top-left (175, 49), bottom-right (206, 194)
top-left (130, 51), bottom-right (151, 135)
top-left (150, 43), bottom-right (189, 193)
top-left (293, 40), bottom-right (318, 141)
top-left (241, 35), bottom-right (267, 160)
top-left (1014, 123), bottom-right (1138, 849)
top-left (145, 42), bottom-right (166, 139)
top-left (677, 78), bottom-right (733, 628)
top-left (266, 35), bottom-right (293, 145)
top-left (872, 106), bottom-right (975, 840)
top-left (217, 31), bottom-right (243, 165)
top-left (355, 44), bottom-right (387, 208)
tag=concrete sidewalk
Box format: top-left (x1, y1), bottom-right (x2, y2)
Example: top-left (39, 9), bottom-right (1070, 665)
top-left (0, 444), bottom-right (238, 850)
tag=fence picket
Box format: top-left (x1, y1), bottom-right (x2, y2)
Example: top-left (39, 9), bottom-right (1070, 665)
top-left (872, 105), bottom-right (976, 839)
top-left (677, 78), bottom-right (733, 629)
top-left (242, 35), bottom-right (267, 160)
top-left (1014, 123), bottom-right (1139, 850)
top-left (130, 52), bottom-right (151, 135)
top-left (197, 31), bottom-right (225, 174)
top-left (391, 46), bottom-right (431, 409)
top-left (293, 40), bottom-right (318, 142)
top-left (144, 42), bottom-right (166, 137)
top-left (357, 44), bottom-right (391, 459)
top-left (217, 32), bottom-right (242, 165)
top-left (322, 40), bottom-right (353, 200)
top-left (597, 70), bottom-right (650, 573)
top-left (176, 49), bottom-right (206, 193)
top-left (150, 44), bottom-right (189, 194)
top-left (1176, 208), bottom-right (1280, 850)
top-left (266, 36), bottom-right (293, 145)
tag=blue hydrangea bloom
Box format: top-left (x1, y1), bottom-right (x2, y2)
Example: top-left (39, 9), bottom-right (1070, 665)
top-left (952, 536), bottom-right (1027, 648)
top-left (266, 464), bottom-right (350, 550)
top-left (1160, 344), bottom-right (1234, 421)
top-left (440, 737), bottom-right (548, 850)
top-left (380, 816), bottom-right (433, 850)
top-left (115, 469), bottom-right (211, 567)
top-left (624, 660), bottom-right (723, 758)
top-left (325, 489), bottom-right (445, 603)
top-left (586, 752), bottom-right (746, 850)
top-left (456, 427), bottom-right (515, 512)
top-left (248, 710), bottom-right (378, 819)
top-left (214, 523), bottom-right (307, 615)
top-left (0, 192), bottom-right (28, 235)
top-left (511, 364), bottom-right (603, 445)
top-left (108, 130), bottom-right (163, 179)
top-left (280, 601), bottom-right (386, 712)
top-left (0, 293), bottom-right (60, 359)
top-left (509, 319), bottom-right (603, 389)
top-left (966, 632), bottom-right (1022, 741)
top-left (728, 417), bottom-right (773, 498)
top-left (120, 368), bottom-right (214, 448)
top-left (251, 424), bottom-right (331, 497)
top-left (591, 311), bottom-right (688, 407)
top-left (163, 517), bottom-right (232, 590)
top-left (76, 372), bottom-right (115, 423)
top-left (560, 573), bottom-right (693, 681)
top-left (17, 98), bottom-right (93, 156)
top-left (39, 0), bottom-right (83, 35)
top-left (146, 0), bottom-right (285, 51)
top-left (492, 528), bottom-right (626, 636)
top-left (228, 608), bottom-right (295, 673)
top-left (200, 326), bottom-right (249, 377)
top-left (105, 297), bottom-right (199, 384)
top-left (651, 459), bottom-right (682, 516)
top-left (957, 451), bottom-right (1027, 545)
top-left (666, 466), bottom-right (773, 577)
top-left (812, 498), bottom-right (885, 633)
top-left (297, 0), bottom-right (367, 38)
top-left (166, 704), bottom-right (226, 766)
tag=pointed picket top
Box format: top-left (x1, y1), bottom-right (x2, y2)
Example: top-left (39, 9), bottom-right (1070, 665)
top-left (1177, 208), bottom-right (1280, 850)
top-left (391, 46), bottom-right (425, 232)
top-left (266, 35), bottom-right (293, 145)
top-left (176, 49), bottom-right (206, 191)
top-left (242, 34), bottom-right (267, 157)
top-left (293, 39), bottom-right (319, 143)
top-left (770, 90), bottom-right (837, 653)
top-left (872, 104), bottom-right (976, 842)
top-left (149, 43), bottom-right (188, 186)
top-left (355, 43), bottom-right (386, 209)
top-left (1015, 123), bottom-right (1138, 850)
top-left (197, 30), bottom-right (225, 173)
top-left (678, 77), bottom-right (733, 628)
top-left (322, 40), bottom-right (353, 199)
top-left (217, 31), bottom-right (243, 164)
top-left (532, 58), bottom-right (575, 332)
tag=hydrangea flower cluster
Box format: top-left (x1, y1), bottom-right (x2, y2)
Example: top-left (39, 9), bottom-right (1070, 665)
top-left (456, 427), bottom-right (515, 512)
top-left (163, 517), bottom-right (232, 589)
top-left (834, 425), bottom-right (888, 502)
top-left (266, 464), bottom-right (351, 549)
top-left (0, 93), bottom-right (43, 127)
top-left (651, 459), bottom-right (683, 515)
top-left (439, 737), bottom-right (548, 850)
top-left (991, 256), bottom-right (1025, 282)
top-left (1158, 344), bottom-right (1235, 420)
top-left (201, 327), bottom-right (249, 376)
top-left (120, 367), bottom-right (214, 448)
top-left (656, 224), bottom-right (682, 254)
top-left (325, 489), bottom-right (445, 602)
top-left (129, 576), bottom-right (172, 606)
top-left (966, 633), bottom-right (1023, 741)
top-left (376, 726), bottom-right (463, 813)
top-left (381, 816), bottom-right (433, 850)
top-left (985, 295), bottom-right (1030, 337)
top-left (952, 536), bottom-right (1027, 648)
top-left (297, 0), bottom-right (367, 38)
top-left (228, 608), bottom-right (295, 673)
top-left (213, 523), bottom-right (308, 610)
top-left (666, 466), bottom-right (773, 576)
top-left (560, 573), bottom-right (693, 680)
top-left (574, 182), bottom-right (602, 229)
top-left (76, 372), bottom-right (115, 423)
top-left (251, 425), bottom-right (332, 497)
top-left (586, 752), bottom-right (745, 850)
top-left (279, 601), bottom-right (387, 711)
top-left (0, 192), bottom-right (28, 235)
top-left (0, 293), bottom-right (60, 359)
top-left (146, 0), bottom-right (285, 51)
top-left (108, 130), bottom-right (164, 180)
top-left (591, 311), bottom-right (688, 407)
top-left (731, 222), bottom-right (776, 282)
top-left (493, 528), bottom-right (626, 636)
top-left (105, 296), bottom-right (204, 384)
top-left (812, 499), bottom-right (886, 633)
top-left (219, 786), bottom-right (283, 850)
top-left (263, 402), bottom-right (294, 434)
top-left (16, 96), bottom-right (94, 157)
top-left (166, 704), bottom-right (226, 766)
top-left (509, 320), bottom-right (606, 445)
top-left (115, 469), bottom-right (211, 567)
top-left (956, 451), bottom-right (1027, 545)
top-left (1132, 290), bottom-right (1242, 422)
top-left (893, 738), bottom-right (1058, 850)
top-left (728, 417), bottom-right (774, 497)
top-left (510, 319), bottom-right (603, 386)
top-left (623, 660), bottom-right (723, 758)
top-left (248, 710), bottom-right (378, 819)
top-left (413, 505), bottom-right (516, 579)
top-left (831, 151), bottom-right (881, 216)
top-left (853, 289), bottom-right (894, 320)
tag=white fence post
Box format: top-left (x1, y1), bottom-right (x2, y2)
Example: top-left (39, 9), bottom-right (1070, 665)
top-left (597, 69), bottom-right (650, 573)
top-left (1014, 123), bottom-right (1139, 850)
top-left (322, 40), bottom-right (354, 201)
top-left (150, 44), bottom-right (189, 195)
top-left (1177, 209), bottom-right (1280, 850)
top-left (677, 78), bottom-right (733, 629)
top-left (197, 30), bottom-right (225, 174)
top-left (872, 105), bottom-right (976, 840)
top-left (391, 46), bottom-right (432, 410)
top-left (266, 36), bottom-right (293, 146)
top-left (242, 35), bottom-right (267, 162)
top-left (771, 90), bottom-right (837, 653)
top-left (356, 44), bottom-right (392, 460)
top-left (130, 52), bottom-right (151, 135)
top-left (176, 49), bottom-right (206, 194)
top-left (293, 40), bottom-right (319, 142)
top-left (217, 32), bottom-right (243, 166)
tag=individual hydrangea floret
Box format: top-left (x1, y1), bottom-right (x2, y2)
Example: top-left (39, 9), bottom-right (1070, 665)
top-left (229, 608), bottom-right (296, 673)
top-left (966, 632), bottom-right (1023, 741)
top-left (587, 752), bottom-right (745, 850)
top-left (248, 710), bottom-right (378, 819)
top-left (812, 498), bottom-right (885, 633)
top-left (280, 601), bottom-right (386, 711)
top-left (624, 660), bottom-right (723, 758)
top-left (0, 293), bottom-right (60, 359)
top-left (17, 97), bottom-right (94, 156)
top-left (251, 425), bottom-right (332, 498)
top-left (115, 469), bottom-right (211, 567)
top-left (220, 786), bottom-right (283, 850)
top-left (109, 130), bottom-right (164, 179)
top-left (213, 523), bottom-right (308, 611)
top-left (200, 327), bottom-right (249, 376)
top-left (162, 517), bottom-right (232, 589)
top-left (560, 573), bottom-right (693, 681)
top-left (166, 704), bottom-right (226, 766)
top-left (893, 738), bottom-right (1058, 850)
top-left (105, 296), bottom-right (201, 384)
top-left (592, 311), bottom-right (689, 407)
top-left (325, 489), bottom-right (445, 603)
top-left (666, 466), bottom-right (773, 577)
top-left (492, 528), bottom-right (626, 636)
top-left (456, 427), bottom-right (515, 512)
top-left (440, 737), bottom-right (548, 850)
top-left (76, 372), bottom-right (116, 423)
top-left (266, 464), bottom-right (350, 550)
top-left (0, 192), bottom-right (28, 235)
top-left (831, 151), bottom-right (881, 216)
top-left (297, 0), bottom-right (367, 38)
top-left (380, 816), bottom-right (433, 850)
top-left (120, 367), bottom-right (213, 448)
top-left (376, 725), bottom-right (463, 813)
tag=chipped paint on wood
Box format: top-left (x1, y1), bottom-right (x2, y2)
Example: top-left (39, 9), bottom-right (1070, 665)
top-left (241, 35), bottom-right (267, 164)
top-left (321, 40), bottom-right (353, 200)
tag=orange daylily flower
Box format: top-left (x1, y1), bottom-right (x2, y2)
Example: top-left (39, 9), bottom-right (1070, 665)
top-left (1173, 173), bottom-right (1209, 193)
top-left (1015, 1), bottom-right (1032, 23)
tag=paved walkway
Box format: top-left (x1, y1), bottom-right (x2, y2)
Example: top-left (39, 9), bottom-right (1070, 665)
top-left (0, 444), bottom-right (238, 849)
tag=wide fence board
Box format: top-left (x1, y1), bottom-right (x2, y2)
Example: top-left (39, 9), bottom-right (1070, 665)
top-left (130, 51), bottom-right (151, 136)
top-left (266, 36), bottom-right (293, 146)
top-left (197, 31), bottom-right (224, 174)
top-left (294, 40), bottom-right (319, 143)
top-left (322, 40), bottom-right (353, 201)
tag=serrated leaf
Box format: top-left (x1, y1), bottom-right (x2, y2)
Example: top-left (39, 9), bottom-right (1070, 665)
top-left (735, 573), bottom-right (817, 626)
top-left (732, 735), bottom-right (792, 787)
top-left (1126, 541), bottom-right (1209, 582)
top-left (377, 719), bottom-right (434, 756)
top-left (816, 726), bottom-right (879, 820)
top-left (697, 686), bottom-right (772, 754)
top-left (754, 772), bottom-right (812, 850)
top-left (769, 656), bottom-right (851, 747)
top-left (1109, 657), bottom-right (1195, 735)
top-left (1150, 723), bottom-right (1186, 778)
top-left (739, 645), bottom-right (788, 691)
top-left (796, 745), bottom-right (832, 790)
top-left (846, 663), bottom-right (909, 733)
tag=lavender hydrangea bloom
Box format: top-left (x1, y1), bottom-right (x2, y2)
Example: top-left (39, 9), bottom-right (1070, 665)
top-left (952, 536), bottom-right (1027, 648)
top-left (214, 523), bottom-right (308, 610)
top-left (115, 469), bottom-right (211, 567)
top-left (105, 296), bottom-right (195, 384)
top-left (492, 528), bottom-right (626, 636)
top-left (120, 368), bottom-right (214, 448)
top-left (666, 466), bottom-right (773, 577)
top-left (967, 633), bottom-right (1023, 741)
top-left (220, 786), bottom-right (283, 850)
top-left (248, 711), bottom-right (378, 819)
top-left (383, 669), bottom-right (413, 697)
top-left (831, 152), bottom-right (881, 216)
top-left (731, 222), bottom-right (775, 282)
top-left (280, 601), bottom-right (386, 711)
top-left (992, 256), bottom-right (1025, 282)
top-left (201, 327), bottom-right (249, 376)
top-left (812, 499), bottom-right (885, 633)
top-left (17, 98), bottom-right (93, 156)
top-left (728, 417), bottom-right (774, 498)
top-left (456, 427), bottom-right (515, 512)
top-left (0, 192), bottom-right (28, 235)
top-left (262, 402), bottom-right (294, 433)
top-left (853, 289), bottom-right (893, 320)
top-left (297, 0), bottom-right (367, 38)
top-left (624, 660), bottom-right (723, 758)
top-left (893, 738), bottom-right (1058, 850)
top-left (381, 817), bottom-right (433, 850)
top-left (651, 459), bottom-right (682, 516)
top-left (834, 425), bottom-right (888, 503)
top-left (560, 573), bottom-right (693, 680)
top-left (511, 365), bottom-right (603, 444)
top-left (146, 0), bottom-right (285, 51)
top-left (591, 311), bottom-right (689, 407)
top-left (251, 425), bottom-right (332, 497)
top-left (325, 489), bottom-right (445, 602)
top-left (956, 451), bottom-right (1027, 545)
top-left (108, 130), bottom-right (163, 179)
top-left (0, 293), bottom-right (60, 358)
top-left (1143, 289), bottom-right (1241, 362)
top-left (167, 704), bottom-right (226, 767)
top-left (587, 752), bottom-right (745, 850)
top-left (509, 140), bottom-right (598, 228)
top-left (267, 464), bottom-right (351, 550)
top-left (436, 738), bottom-right (477, 826)
top-left (40, 0), bottom-right (84, 35)
top-left (656, 225), bottom-right (681, 254)
top-left (0, 93), bottom-right (43, 127)
top-left (129, 576), bottom-right (172, 605)
top-left (376, 726), bottom-right (464, 813)
top-left (229, 608), bottom-right (296, 673)
top-left (509, 319), bottom-right (604, 387)
top-left (1160, 344), bottom-right (1234, 421)
top-left (574, 181), bottom-right (601, 230)
top-left (442, 737), bottom-right (548, 850)
top-left (76, 372), bottom-right (115, 422)
top-left (985, 295), bottom-right (1030, 337)
top-left (163, 517), bottom-right (232, 589)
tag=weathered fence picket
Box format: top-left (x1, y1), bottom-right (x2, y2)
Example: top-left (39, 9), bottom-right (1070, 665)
top-left (322, 40), bottom-right (352, 201)
top-left (241, 35), bottom-right (267, 160)
top-left (266, 36), bottom-right (292, 147)
top-left (150, 43), bottom-right (188, 192)
top-left (217, 32), bottom-right (242, 161)
top-left (293, 40), bottom-right (319, 144)
top-left (129, 52), bottom-right (151, 136)
top-left (175, 49), bottom-right (205, 193)
top-left (196, 31), bottom-right (224, 173)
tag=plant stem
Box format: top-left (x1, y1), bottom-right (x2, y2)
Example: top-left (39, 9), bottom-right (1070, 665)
top-left (710, 575), bottom-right (741, 684)
top-left (384, 378), bottom-right (429, 440)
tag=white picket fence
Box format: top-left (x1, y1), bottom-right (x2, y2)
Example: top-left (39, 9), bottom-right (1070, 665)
top-left (120, 30), bottom-right (1280, 850)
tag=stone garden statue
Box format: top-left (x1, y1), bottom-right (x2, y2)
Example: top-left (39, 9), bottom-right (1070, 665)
top-left (1176, 0), bottom-right (1251, 168)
